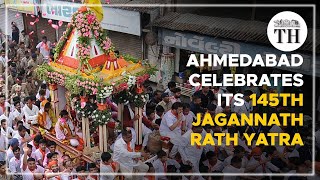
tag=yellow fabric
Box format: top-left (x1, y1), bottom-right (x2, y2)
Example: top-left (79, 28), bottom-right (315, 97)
top-left (84, 0), bottom-right (104, 22)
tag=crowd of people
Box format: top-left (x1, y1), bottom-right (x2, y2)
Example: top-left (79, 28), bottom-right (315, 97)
top-left (0, 24), bottom-right (319, 180)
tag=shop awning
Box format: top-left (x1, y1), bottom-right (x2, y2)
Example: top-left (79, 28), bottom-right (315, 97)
top-left (152, 12), bottom-right (319, 53)
top-left (106, 0), bottom-right (158, 13)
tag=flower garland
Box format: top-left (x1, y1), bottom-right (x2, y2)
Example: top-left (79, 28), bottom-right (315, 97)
top-left (91, 109), bottom-right (113, 128)
top-left (74, 101), bottom-right (94, 118)
top-left (97, 86), bottom-right (113, 103)
top-left (47, 71), bottom-right (66, 86)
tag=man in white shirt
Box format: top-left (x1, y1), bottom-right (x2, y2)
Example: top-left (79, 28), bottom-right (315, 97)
top-left (22, 96), bottom-right (39, 130)
top-left (182, 103), bottom-right (195, 132)
top-left (223, 146), bottom-right (248, 169)
top-left (34, 139), bottom-right (49, 167)
top-left (152, 150), bottom-right (180, 180)
top-left (112, 129), bottom-right (149, 180)
top-left (36, 36), bottom-right (51, 61)
top-left (9, 146), bottom-right (22, 173)
top-left (178, 125), bottom-right (204, 173)
top-left (159, 102), bottom-right (184, 139)
top-left (222, 156), bottom-right (245, 180)
top-left (9, 101), bottom-right (24, 129)
top-left (13, 125), bottom-right (32, 154)
top-left (28, 134), bottom-right (43, 153)
top-left (35, 84), bottom-right (50, 100)
top-left (22, 145), bottom-right (45, 180)
top-left (100, 152), bottom-right (119, 180)
top-left (245, 147), bottom-right (279, 173)
top-left (202, 151), bottom-right (224, 173)
top-left (0, 115), bottom-right (14, 140)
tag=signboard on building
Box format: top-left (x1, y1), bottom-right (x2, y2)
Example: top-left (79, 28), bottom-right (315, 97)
top-left (5, 0), bottom-right (38, 15)
top-left (41, 0), bottom-right (79, 22)
top-left (101, 7), bottom-right (141, 36)
top-left (41, 2), bottom-right (141, 36)
top-left (159, 29), bottom-right (319, 77)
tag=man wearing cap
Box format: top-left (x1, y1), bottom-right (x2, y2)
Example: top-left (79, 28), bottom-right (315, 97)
top-left (10, 77), bottom-right (29, 97)
top-left (16, 42), bottom-right (26, 62)
top-left (157, 93), bottom-right (172, 113)
top-left (45, 160), bottom-right (62, 180)
top-left (246, 147), bottom-right (280, 173)
top-left (7, 138), bottom-right (19, 162)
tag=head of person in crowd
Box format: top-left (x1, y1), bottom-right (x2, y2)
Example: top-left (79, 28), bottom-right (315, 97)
top-left (153, 90), bottom-right (162, 102)
top-left (0, 118), bottom-right (7, 131)
top-left (122, 128), bottom-right (133, 144)
top-left (48, 160), bottom-right (59, 173)
top-left (26, 144), bottom-right (33, 156)
top-left (207, 103), bottom-right (217, 116)
top-left (0, 50), bottom-right (4, 57)
top-left (146, 109), bottom-right (155, 121)
top-left (15, 120), bottom-right (24, 129)
top-left (16, 76), bottom-right (23, 85)
top-left (88, 162), bottom-right (98, 173)
top-left (47, 152), bottom-right (59, 164)
top-left (101, 151), bottom-right (113, 165)
top-left (192, 123), bottom-right (203, 134)
top-left (25, 96), bottom-right (33, 109)
top-left (203, 125), bottom-right (212, 133)
top-left (9, 138), bottom-right (19, 149)
top-left (19, 42), bottom-right (25, 50)
top-left (155, 105), bottom-right (165, 118)
top-left (192, 95), bottom-right (202, 106)
top-left (167, 81), bottom-right (176, 92)
top-left (31, 53), bottom-right (37, 61)
top-left (206, 151), bottom-right (219, 166)
top-left (63, 159), bottom-right (74, 172)
top-left (40, 83), bottom-right (47, 91)
top-left (161, 93), bottom-right (170, 103)
top-left (233, 146), bottom-right (246, 158)
top-left (47, 140), bottom-right (57, 153)
top-left (243, 90), bottom-right (253, 102)
top-left (26, 74), bottom-right (33, 83)
top-left (43, 102), bottom-right (51, 113)
top-left (251, 147), bottom-right (263, 161)
top-left (0, 161), bottom-right (5, 175)
top-left (59, 110), bottom-right (69, 120)
top-left (180, 164), bottom-right (193, 178)
top-left (9, 43), bottom-right (15, 50)
top-left (18, 125), bottom-right (27, 138)
top-left (231, 156), bottom-right (242, 169)
top-left (157, 150), bottom-right (168, 163)
top-left (172, 88), bottom-right (181, 99)
top-left (201, 86), bottom-right (210, 94)
top-left (49, 52), bottom-right (54, 60)
top-left (0, 95), bottom-right (5, 105)
top-left (33, 134), bottom-right (43, 147)
top-left (42, 36), bottom-right (47, 43)
top-left (75, 166), bottom-right (86, 179)
top-left (39, 139), bottom-right (47, 151)
top-left (27, 157), bottom-right (37, 171)
top-left (171, 102), bottom-right (183, 116)
top-left (21, 30), bottom-right (26, 36)
top-left (62, 154), bottom-right (71, 162)
top-left (13, 146), bottom-right (21, 159)
top-left (25, 50), bottom-right (31, 59)
top-left (35, 49), bottom-right (40, 56)
top-left (183, 103), bottom-right (191, 116)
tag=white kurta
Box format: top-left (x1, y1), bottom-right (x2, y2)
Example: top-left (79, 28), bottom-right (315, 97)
top-left (22, 105), bottom-right (39, 129)
top-left (112, 137), bottom-right (141, 173)
top-left (178, 129), bottom-right (203, 173)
